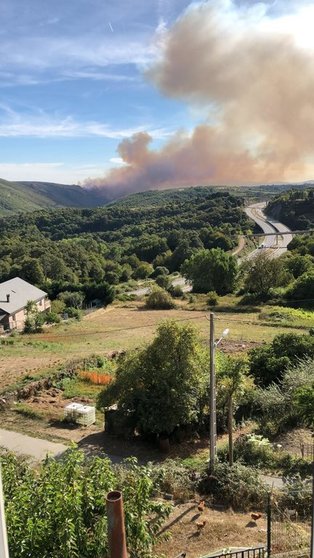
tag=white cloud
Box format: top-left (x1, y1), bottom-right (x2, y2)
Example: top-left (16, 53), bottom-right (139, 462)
top-left (0, 108), bottom-right (173, 139)
top-left (0, 162), bottom-right (107, 184)
top-left (109, 157), bottom-right (127, 165)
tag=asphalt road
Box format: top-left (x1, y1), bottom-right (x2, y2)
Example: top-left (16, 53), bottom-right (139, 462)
top-left (129, 202), bottom-right (293, 297)
top-left (245, 203), bottom-right (293, 259)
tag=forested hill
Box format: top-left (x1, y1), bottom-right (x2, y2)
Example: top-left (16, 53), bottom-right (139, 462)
top-left (0, 178), bottom-right (104, 215)
top-left (0, 187), bottom-right (249, 241)
top-left (0, 188), bottom-right (250, 296)
top-left (266, 187), bottom-right (314, 230)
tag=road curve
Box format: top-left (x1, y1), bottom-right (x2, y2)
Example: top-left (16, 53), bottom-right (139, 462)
top-left (245, 202), bottom-right (293, 259)
top-left (128, 202), bottom-right (293, 296)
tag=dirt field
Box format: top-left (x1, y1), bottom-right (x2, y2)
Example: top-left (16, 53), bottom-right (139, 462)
top-left (156, 503), bottom-right (260, 557)
top-left (154, 502), bottom-right (310, 557)
top-left (0, 300), bottom-right (308, 392)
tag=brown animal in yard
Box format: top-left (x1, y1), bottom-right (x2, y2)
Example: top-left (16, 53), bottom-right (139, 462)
top-left (196, 519), bottom-right (206, 530)
top-left (197, 499), bottom-right (205, 512)
top-left (251, 513), bottom-right (262, 522)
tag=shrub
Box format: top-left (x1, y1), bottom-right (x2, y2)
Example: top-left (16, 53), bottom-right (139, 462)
top-left (150, 266), bottom-right (169, 279)
top-left (254, 357), bottom-right (314, 435)
top-left (57, 290), bottom-right (84, 309)
top-left (233, 434), bottom-right (275, 467)
top-left (51, 299), bottom-right (66, 314)
top-left (152, 460), bottom-right (196, 501)
top-left (249, 333), bottom-right (314, 386)
top-left (279, 475), bottom-right (312, 517)
top-left (45, 312), bottom-right (61, 324)
top-left (145, 288), bottom-right (175, 310)
top-left (207, 291), bottom-right (218, 306)
top-left (155, 274), bottom-right (171, 289)
top-left (98, 321), bottom-right (209, 437)
top-left (168, 285), bottom-right (184, 298)
top-left (1, 448), bottom-right (171, 558)
top-left (199, 462), bottom-right (266, 511)
top-left (133, 262), bottom-right (154, 279)
top-left (64, 307), bottom-right (82, 320)
top-left (182, 248), bottom-right (238, 294)
top-left (286, 271), bottom-right (314, 300)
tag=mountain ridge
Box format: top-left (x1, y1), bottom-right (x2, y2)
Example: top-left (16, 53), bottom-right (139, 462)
top-left (0, 179), bottom-right (105, 215)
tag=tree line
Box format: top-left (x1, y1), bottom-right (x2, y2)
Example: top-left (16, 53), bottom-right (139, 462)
top-left (0, 189), bottom-right (250, 303)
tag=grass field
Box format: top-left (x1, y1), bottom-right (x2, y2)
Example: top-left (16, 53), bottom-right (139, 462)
top-left (0, 299), bottom-right (312, 393)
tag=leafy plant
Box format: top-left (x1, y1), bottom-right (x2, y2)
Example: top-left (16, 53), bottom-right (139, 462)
top-left (199, 462), bottom-right (266, 511)
top-left (98, 320), bottom-right (209, 437)
top-left (1, 447), bottom-right (171, 558)
top-left (145, 288), bottom-right (175, 310)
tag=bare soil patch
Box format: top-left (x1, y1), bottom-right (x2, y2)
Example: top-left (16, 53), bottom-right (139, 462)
top-left (0, 358), bottom-right (63, 391)
top-left (154, 502), bottom-right (267, 557)
top-left (0, 300), bottom-right (306, 407)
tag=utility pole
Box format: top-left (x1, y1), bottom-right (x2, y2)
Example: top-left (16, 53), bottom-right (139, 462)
top-left (209, 312), bottom-right (216, 473)
top-left (311, 460), bottom-right (314, 558)
top-left (267, 492), bottom-right (272, 558)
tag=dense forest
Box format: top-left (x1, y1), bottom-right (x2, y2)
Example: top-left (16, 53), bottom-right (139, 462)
top-left (266, 187), bottom-right (314, 229)
top-left (0, 188), bottom-right (250, 302)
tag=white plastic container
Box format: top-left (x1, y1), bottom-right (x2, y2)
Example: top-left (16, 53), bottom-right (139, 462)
top-left (64, 403), bottom-right (96, 426)
top-left (75, 405), bottom-right (96, 427)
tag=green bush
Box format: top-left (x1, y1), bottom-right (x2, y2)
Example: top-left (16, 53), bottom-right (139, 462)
top-left (45, 312), bottom-right (61, 324)
top-left (1, 448), bottom-right (171, 558)
top-left (254, 358), bottom-right (314, 435)
top-left (199, 462), bottom-right (266, 511)
top-left (145, 288), bottom-right (175, 310)
top-left (150, 266), bottom-right (169, 279)
top-left (155, 274), bottom-right (171, 289)
top-left (207, 290), bottom-right (218, 306)
top-left (65, 307), bottom-right (82, 320)
top-left (286, 271), bottom-right (314, 300)
top-left (168, 285), bottom-right (184, 298)
top-left (151, 459), bottom-right (196, 501)
top-left (233, 434), bottom-right (275, 468)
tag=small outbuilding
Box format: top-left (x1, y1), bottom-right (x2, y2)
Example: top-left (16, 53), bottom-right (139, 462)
top-left (0, 277), bottom-right (51, 332)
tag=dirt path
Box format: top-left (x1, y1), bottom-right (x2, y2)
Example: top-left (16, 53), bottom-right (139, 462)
top-left (232, 235), bottom-right (246, 255)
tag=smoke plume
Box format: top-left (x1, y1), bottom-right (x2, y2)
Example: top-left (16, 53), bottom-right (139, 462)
top-left (86, 1), bottom-right (314, 198)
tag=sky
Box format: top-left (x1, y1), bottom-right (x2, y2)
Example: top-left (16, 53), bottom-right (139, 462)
top-left (1, 0), bottom-right (314, 193)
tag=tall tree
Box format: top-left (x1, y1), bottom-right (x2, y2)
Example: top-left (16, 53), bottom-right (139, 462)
top-left (182, 248), bottom-right (237, 294)
top-left (98, 321), bottom-right (208, 437)
top-left (219, 356), bottom-right (251, 466)
top-left (242, 252), bottom-right (290, 297)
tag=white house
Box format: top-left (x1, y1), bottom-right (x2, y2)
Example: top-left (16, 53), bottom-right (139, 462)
top-left (0, 277), bottom-right (51, 332)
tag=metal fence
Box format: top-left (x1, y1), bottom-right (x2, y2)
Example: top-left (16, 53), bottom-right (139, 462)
top-left (300, 442), bottom-right (314, 461)
top-left (266, 495), bottom-right (312, 557)
top-left (205, 548), bottom-right (265, 558)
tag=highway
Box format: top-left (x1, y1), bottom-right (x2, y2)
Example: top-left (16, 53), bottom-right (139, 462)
top-left (128, 202), bottom-right (293, 296)
top-left (245, 203), bottom-right (293, 259)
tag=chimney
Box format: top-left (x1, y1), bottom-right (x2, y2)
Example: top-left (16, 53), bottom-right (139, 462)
top-left (6, 294), bottom-right (10, 303)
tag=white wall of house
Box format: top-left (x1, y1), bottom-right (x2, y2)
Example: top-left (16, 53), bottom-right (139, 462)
top-left (7, 296), bottom-right (51, 331)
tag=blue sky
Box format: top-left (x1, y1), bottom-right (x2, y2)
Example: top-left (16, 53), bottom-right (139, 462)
top-left (0, 0), bottom-right (312, 185)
